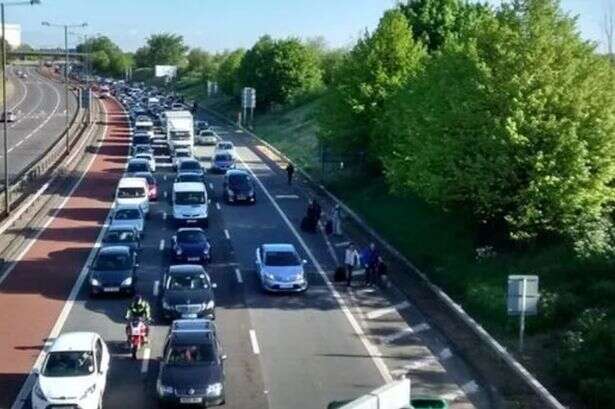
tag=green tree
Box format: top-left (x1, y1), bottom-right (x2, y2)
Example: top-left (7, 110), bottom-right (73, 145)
top-left (216, 48), bottom-right (245, 96)
top-left (76, 36), bottom-right (130, 77)
top-left (398, 0), bottom-right (491, 52)
top-left (318, 9), bottom-right (426, 161)
top-left (134, 33), bottom-right (188, 67)
top-left (384, 0), bottom-right (615, 252)
top-left (238, 36), bottom-right (322, 107)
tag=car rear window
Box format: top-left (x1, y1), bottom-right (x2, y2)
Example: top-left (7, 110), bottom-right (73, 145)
top-left (215, 154), bottom-right (232, 162)
top-left (127, 162), bottom-right (149, 173)
top-left (115, 209), bottom-right (141, 220)
top-left (180, 161), bottom-right (201, 171)
top-left (177, 230), bottom-right (207, 244)
top-left (94, 252), bottom-right (131, 270)
top-left (104, 230), bottom-right (136, 243)
top-left (117, 187), bottom-right (145, 199)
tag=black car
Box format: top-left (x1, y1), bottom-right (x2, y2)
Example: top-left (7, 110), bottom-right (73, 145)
top-left (177, 159), bottom-right (204, 178)
top-left (89, 246), bottom-right (138, 296)
top-left (223, 170), bottom-right (256, 204)
top-left (157, 319), bottom-right (226, 407)
top-left (131, 134), bottom-right (151, 146)
top-left (160, 265), bottom-right (217, 320)
top-left (175, 172), bottom-right (205, 184)
top-left (171, 228), bottom-right (212, 264)
top-left (101, 226), bottom-right (141, 256)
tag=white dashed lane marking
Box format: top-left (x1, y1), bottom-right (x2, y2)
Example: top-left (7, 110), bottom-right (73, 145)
top-left (366, 301), bottom-right (411, 320)
top-left (235, 268), bottom-right (243, 284)
top-left (249, 330), bottom-right (260, 355)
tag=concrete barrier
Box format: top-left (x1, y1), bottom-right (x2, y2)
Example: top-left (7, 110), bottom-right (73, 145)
top-left (339, 379), bottom-right (411, 409)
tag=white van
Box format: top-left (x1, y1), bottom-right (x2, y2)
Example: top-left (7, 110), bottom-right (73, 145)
top-left (172, 182), bottom-right (208, 226)
top-left (115, 177), bottom-right (150, 216)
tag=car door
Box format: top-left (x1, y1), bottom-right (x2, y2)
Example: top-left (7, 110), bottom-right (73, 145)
top-left (95, 337), bottom-right (110, 393)
top-left (255, 247), bottom-right (263, 282)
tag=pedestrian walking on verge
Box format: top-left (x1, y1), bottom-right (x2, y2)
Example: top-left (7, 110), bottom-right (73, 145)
top-left (286, 163), bottom-right (295, 186)
top-left (365, 243), bottom-right (380, 286)
top-left (345, 243), bottom-right (360, 287)
top-left (329, 205), bottom-right (342, 236)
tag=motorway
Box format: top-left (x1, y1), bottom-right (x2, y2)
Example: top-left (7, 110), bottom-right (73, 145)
top-left (0, 94), bottom-right (490, 409)
top-left (0, 65), bottom-right (78, 183)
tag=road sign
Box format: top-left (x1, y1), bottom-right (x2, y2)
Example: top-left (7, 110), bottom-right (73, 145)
top-left (507, 275), bottom-right (539, 352)
top-left (155, 65), bottom-right (177, 78)
top-left (241, 87), bottom-right (256, 109)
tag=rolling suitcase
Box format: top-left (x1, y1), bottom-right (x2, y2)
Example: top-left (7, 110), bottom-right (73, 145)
top-left (334, 266), bottom-right (347, 282)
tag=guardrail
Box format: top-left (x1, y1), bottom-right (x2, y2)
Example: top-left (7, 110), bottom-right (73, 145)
top-left (0, 68), bottom-right (85, 216)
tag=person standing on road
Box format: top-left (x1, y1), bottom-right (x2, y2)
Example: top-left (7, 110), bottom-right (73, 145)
top-left (365, 243), bottom-right (380, 286)
top-left (329, 205), bottom-right (342, 236)
top-left (345, 243), bottom-right (360, 287)
top-left (286, 163), bottom-right (295, 186)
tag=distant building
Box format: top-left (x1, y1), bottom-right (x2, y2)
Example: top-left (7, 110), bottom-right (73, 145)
top-left (1, 24), bottom-right (21, 48)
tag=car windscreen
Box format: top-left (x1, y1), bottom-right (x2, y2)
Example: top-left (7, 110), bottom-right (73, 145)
top-left (127, 162), bottom-right (149, 173)
top-left (176, 151), bottom-right (191, 159)
top-left (42, 351), bottom-right (95, 377)
top-left (133, 173), bottom-right (155, 184)
top-left (165, 343), bottom-right (216, 365)
top-left (114, 209), bottom-right (141, 220)
top-left (103, 230), bottom-right (136, 243)
top-left (132, 136), bottom-right (150, 145)
top-left (229, 174), bottom-right (251, 189)
top-left (179, 161), bottom-right (201, 172)
top-left (166, 273), bottom-right (208, 290)
top-left (175, 191), bottom-right (205, 205)
top-left (135, 154), bottom-right (152, 161)
top-left (214, 154), bottom-right (232, 162)
top-left (177, 230), bottom-right (207, 244)
top-left (94, 252), bottom-right (131, 270)
top-left (171, 131), bottom-right (191, 140)
top-left (265, 251), bottom-right (301, 266)
top-left (218, 143), bottom-right (233, 150)
top-left (135, 125), bottom-right (152, 131)
top-left (117, 187), bottom-right (146, 199)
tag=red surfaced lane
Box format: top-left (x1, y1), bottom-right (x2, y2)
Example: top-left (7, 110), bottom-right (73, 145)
top-left (0, 97), bottom-right (129, 408)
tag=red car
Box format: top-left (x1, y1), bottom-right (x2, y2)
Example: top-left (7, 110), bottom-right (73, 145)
top-left (132, 171), bottom-right (158, 201)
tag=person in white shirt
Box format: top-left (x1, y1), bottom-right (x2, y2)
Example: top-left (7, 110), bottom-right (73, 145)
top-left (345, 243), bottom-right (360, 287)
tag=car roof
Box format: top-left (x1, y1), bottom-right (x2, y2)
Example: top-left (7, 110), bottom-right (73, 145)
top-left (171, 319), bottom-right (215, 334)
top-left (263, 243), bottom-right (296, 252)
top-left (173, 182), bottom-right (205, 192)
top-left (107, 225), bottom-right (137, 232)
top-left (49, 332), bottom-right (98, 352)
top-left (118, 177), bottom-right (147, 187)
top-left (97, 245), bottom-right (130, 255)
top-left (169, 264), bottom-right (207, 275)
top-left (226, 169), bottom-right (249, 177)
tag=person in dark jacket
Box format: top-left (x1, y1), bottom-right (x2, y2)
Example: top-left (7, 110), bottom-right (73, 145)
top-left (286, 163), bottom-right (295, 186)
top-left (365, 243), bottom-right (379, 286)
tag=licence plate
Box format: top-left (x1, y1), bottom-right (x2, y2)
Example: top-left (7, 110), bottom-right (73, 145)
top-left (187, 257), bottom-right (200, 262)
top-left (180, 397), bottom-right (202, 404)
top-left (181, 313), bottom-right (198, 319)
top-left (279, 284), bottom-right (294, 289)
top-left (186, 219), bottom-right (197, 224)
top-left (103, 287), bottom-right (120, 292)
top-left (237, 195), bottom-right (246, 200)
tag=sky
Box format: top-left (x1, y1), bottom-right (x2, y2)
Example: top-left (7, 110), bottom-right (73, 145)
top-left (8, 0), bottom-right (611, 53)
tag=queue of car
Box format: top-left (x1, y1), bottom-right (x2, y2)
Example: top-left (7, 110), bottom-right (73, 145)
top-left (31, 79), bottom-right (308, 408)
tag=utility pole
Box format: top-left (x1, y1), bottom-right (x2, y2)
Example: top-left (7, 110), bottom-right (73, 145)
top-left (1, 0), bottom-right (41, 215)
top-left (42, 20), bottom-right (87, 154)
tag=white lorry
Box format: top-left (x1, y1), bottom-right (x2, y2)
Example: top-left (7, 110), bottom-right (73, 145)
top-left (165, 110), bottom-right (194, 153)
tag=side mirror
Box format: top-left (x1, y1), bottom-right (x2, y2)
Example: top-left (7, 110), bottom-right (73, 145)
top-left (32, 368), bottom-right (40, 376)
top-left (221, 355), bottom-right (227, 361)
top-left (212, 283), bottom-right (218, 289)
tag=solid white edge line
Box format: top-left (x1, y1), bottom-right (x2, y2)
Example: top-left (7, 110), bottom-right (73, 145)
top-left (162, 211), bottom-right (167, 220)
top-left (235, 267), bottom-right (243, 284)
top-left (215, 202), bottom-right (221, 211)
top-left (9, 97), bottom-right (117, 409)
top-left (224, 229), bottom-right (230, 239)
top-left (153, 280), bottom-right (159, 297)
top-left (141, 347), bottom-right (151, 374)
top-left (366, 301), bottom-right (411, 320)
top-left (235, 148), bottom-right (393, 383)
top-left (249, 329), bottom-right (260, 355)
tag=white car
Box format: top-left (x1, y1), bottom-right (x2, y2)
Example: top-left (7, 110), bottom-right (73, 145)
top-left (214, 141), bottom-right (236, 158)
top-left (172, 148), bottom-right (193, 171)
top-left (110, 203), bottom-right (145, 237)
top-left (134, 152), bottom-right (156, 172)
top-left (0, 111), bottom-right (16, 122)
top-left (115, 176), bottom-right (150, 215)
top-left (31, 332), bottom-right (110, 409)
top-left (196, 129), bottom-right (218, 145)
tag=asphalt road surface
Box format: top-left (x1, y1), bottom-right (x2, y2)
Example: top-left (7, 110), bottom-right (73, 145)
top-left (0, 95), bottom-right (490, 409)
top-left (0, 65), bottom-right (78, 184)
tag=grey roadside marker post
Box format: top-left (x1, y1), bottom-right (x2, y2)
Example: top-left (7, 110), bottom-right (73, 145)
top-left (507, 274), bottom-right (539, 353)
top-left (1, 0), bottom-right (42, 215)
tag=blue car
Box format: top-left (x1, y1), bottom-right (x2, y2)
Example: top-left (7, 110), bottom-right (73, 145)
top-left (171, 228), bottom-right (212, 264)
top-left (210, 153), bottom-right (235, 173)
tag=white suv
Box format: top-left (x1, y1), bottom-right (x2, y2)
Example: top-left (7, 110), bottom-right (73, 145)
top-left (115, 177), bottom-right (150, 215)
top-left (31, 332), bottom-right (110, 409)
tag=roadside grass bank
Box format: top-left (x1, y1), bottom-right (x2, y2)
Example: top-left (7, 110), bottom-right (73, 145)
top-left (177, 80), bottom-right (615, 408)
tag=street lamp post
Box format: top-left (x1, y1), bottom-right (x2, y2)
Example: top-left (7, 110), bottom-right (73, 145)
top-left (41, 20), bottom-right (87, 155)
top-left (1, 0), bottom-right (40, 215)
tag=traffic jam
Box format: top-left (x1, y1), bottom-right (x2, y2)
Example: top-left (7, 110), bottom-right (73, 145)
top-left (29, 80), bottom-right (304, 409)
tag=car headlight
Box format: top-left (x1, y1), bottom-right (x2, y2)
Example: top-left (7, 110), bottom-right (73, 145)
top-left (33, 383), bottom-right (47, 401)
top-left (203, 300), bottom-right (215, 310)
top-left (203, 246), bottom-right (210, 255)
top-left (206, 382), bottom-right (223, 396)
top-left (121, 277), bottom-right (133, 286)
top-left (157, 380), bottom-right (174, 396)
top-left (295, 273), bottom-right (304, 281)
top-left (175, 247), bottom-right (183, 255)
top-left (227, 188), bottom-right (234, 196)
top-left (265, 273), bottom-right (275, 281)
top-left (90, 278), bottom-right (101, 286)
top-left (79, 383), bottom-right (96, 401)
top-left (162, 300), bottom-right (172, 310)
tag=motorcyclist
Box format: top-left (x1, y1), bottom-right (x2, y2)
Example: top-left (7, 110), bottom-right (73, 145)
top-left (125, 295), bottom-right (151, 343)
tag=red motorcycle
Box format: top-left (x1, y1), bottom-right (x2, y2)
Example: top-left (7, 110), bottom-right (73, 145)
top-left (127, 318), bottom-right (149, 359)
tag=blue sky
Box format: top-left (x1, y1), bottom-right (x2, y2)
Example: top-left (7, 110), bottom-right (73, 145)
top-left (9, 0), bottom-right (610, 52)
